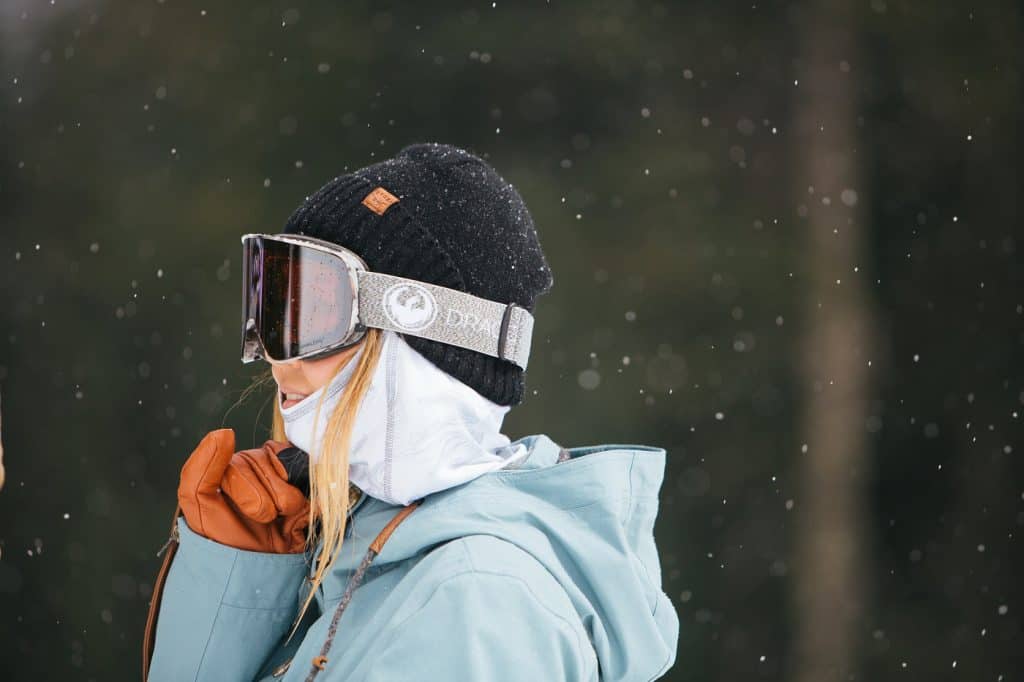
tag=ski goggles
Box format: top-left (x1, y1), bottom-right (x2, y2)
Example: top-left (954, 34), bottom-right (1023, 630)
top-left (240, 233), bottom-right (535, 369)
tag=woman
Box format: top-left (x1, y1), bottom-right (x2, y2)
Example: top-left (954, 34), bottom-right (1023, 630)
top-left (144, 143), bottom-right (679, 681)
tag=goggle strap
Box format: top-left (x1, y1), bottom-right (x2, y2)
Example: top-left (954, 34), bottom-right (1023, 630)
top-left (355, 270), bottom-right (534, 370)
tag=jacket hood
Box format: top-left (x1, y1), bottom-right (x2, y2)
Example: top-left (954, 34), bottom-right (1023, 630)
top-left (320, 433), bottom-right (679, 680)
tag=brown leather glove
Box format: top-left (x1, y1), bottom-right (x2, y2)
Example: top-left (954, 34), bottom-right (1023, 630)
top-left (178, 428), bottom-right (311, 553)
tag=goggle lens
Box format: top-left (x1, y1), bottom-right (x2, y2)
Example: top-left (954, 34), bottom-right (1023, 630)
top-left (241, 236), bottom-right (355, 362)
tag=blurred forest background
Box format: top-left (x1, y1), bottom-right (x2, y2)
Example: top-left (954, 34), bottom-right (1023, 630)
top-left (1, 0), bottom-right (1021, 680)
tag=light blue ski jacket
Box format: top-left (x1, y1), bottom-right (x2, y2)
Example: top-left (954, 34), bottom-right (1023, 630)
top-left (147, 434), bottom-right (679, 681)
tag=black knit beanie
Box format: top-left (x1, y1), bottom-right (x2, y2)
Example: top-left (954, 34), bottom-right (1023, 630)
top-left (281, 142), bottom-right (554, 407)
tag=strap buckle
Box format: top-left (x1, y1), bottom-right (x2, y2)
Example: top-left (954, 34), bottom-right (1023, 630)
top-left (498, 302), bottom-right (521, 364)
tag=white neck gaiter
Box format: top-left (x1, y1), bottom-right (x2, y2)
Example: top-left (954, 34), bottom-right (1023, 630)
top-left (278, 330), bottom-right (529, 506)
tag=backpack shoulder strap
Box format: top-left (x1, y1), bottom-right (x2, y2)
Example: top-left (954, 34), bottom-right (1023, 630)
top-left (142, 502), bottom-right (182, 681)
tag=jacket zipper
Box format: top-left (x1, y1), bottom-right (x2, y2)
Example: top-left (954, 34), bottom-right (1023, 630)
top-left (156, 521), bottom-right (179, 559)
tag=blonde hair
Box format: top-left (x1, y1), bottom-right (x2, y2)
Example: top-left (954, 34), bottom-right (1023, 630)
top-left (237, 327), bottom-right (385, 644)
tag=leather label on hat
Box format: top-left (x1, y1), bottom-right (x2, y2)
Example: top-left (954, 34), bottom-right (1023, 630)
top-left (362, 186), bottom-right (400, 215)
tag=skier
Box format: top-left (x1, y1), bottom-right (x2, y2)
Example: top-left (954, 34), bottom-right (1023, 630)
top-left (143, 142), bottom-right (679, 681)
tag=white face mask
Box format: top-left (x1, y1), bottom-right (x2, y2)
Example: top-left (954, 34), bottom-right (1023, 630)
top-left (278, 330), bottom-right (529, 506)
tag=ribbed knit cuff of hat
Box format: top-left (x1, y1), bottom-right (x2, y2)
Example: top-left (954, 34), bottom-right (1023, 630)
top-left (283, 173), bottom-right (528, 407)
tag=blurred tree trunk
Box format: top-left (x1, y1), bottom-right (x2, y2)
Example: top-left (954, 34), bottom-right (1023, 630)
top-left (0, 392), bottom-right (5, 490)
top-left (790, 2), bottom-right (877, 681)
